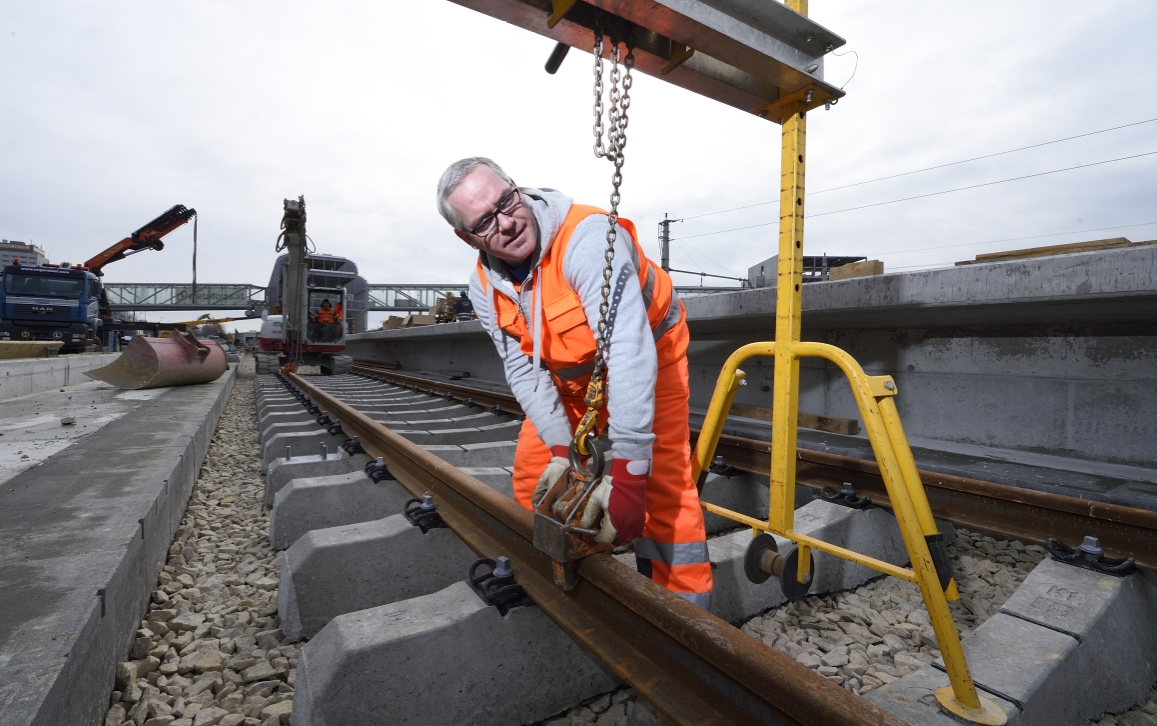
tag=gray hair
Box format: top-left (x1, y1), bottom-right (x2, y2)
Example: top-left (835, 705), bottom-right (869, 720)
top-left (436, 157), bottom-right (512, 229)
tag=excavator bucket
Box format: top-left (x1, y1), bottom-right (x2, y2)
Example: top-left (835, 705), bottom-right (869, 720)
top-left (85, 332), bottom-right (228, 389)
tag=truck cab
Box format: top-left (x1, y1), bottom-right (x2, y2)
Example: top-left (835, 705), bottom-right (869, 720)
top-left (0, 264), bottom-right (102, 351)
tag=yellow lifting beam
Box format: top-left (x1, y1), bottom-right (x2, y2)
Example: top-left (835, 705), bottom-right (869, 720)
top-left (688, 2), bottom-right (1006, 723)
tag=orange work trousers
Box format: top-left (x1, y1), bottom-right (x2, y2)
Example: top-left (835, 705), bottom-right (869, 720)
top-left (512, 355), bottom-right (713, 608)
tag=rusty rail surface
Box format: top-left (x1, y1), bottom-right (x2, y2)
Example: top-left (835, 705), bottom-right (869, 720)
top-left (286, 370), bottom-right (905, 726)
top-left (351, 361), bottom-right (1157, 572)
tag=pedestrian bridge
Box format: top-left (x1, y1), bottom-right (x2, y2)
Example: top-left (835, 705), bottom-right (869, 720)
top-left (104, 283), bottom-right (738, 313)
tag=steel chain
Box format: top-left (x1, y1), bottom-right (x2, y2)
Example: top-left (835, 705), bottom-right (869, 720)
top-left (573, 16), bottom-right (635, 456)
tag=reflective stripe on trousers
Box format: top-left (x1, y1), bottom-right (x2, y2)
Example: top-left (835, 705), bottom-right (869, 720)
top-left (511, 355), bottom-right (713, 606)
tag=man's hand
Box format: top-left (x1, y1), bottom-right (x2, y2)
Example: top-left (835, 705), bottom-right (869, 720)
top-left (531, 445), bottom-right (572, 508)
top-left (579, 459), bottom-right (647, 545)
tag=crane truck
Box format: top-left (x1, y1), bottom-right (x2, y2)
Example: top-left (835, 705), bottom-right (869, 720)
top-left (0, 205), bottom-right (196, 352)
top-left (255, 197), bottom-right (353, 376)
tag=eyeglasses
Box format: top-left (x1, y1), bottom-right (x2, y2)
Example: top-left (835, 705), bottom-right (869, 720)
top-left (467, 186), bottom-right (522, 238)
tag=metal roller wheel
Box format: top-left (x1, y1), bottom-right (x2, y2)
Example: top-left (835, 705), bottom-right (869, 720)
top-left (743, 532), bottom-right (779, 584)
top-left (779, 547), bottom-right (815, 602)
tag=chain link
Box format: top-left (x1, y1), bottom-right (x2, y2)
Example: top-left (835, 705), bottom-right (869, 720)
top-left (574, 15), bottom-right (635, 455)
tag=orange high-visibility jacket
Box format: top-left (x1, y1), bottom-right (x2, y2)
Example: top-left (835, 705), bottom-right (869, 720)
top-left (476, 204), bottom-right (687, 399)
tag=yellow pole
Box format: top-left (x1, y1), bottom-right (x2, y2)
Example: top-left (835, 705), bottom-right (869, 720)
top-left (768, 0), bottom-right (807, 533)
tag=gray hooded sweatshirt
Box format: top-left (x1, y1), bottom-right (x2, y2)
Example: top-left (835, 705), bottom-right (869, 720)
top-left (469, 188), bottom-right (674, 466)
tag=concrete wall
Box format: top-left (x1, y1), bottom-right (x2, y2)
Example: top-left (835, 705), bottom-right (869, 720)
top-left (346, 246), bottom-right (1157, 467)
top-left (0, 353), bottom-right (120, 401)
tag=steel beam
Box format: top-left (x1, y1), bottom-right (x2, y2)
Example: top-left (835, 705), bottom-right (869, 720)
top-left (445, 0), bottom-right (845, 118)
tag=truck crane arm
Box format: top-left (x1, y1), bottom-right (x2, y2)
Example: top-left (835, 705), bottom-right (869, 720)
top-left (84, 204), bottom-right (197, 276)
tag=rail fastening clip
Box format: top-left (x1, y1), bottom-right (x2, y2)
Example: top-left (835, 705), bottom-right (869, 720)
top-left (403, 494), bottom-right (449, 534)
top-left (467, 556), bottom-right (533, 616)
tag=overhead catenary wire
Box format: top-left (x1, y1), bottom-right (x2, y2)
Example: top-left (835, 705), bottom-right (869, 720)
top-left (678, 117), bottom-right (1157, 221)
top-left (673, 149), bottom-right (1157, 241)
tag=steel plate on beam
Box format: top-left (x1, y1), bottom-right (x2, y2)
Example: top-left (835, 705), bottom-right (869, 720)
top-left (446, 0), bottom-right (846, 119)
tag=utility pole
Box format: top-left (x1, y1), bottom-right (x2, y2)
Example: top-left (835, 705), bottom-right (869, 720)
top-left (657, 213), bottom-right (681, 272)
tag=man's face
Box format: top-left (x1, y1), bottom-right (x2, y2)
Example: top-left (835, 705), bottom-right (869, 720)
top-left (448, 167), bottom-right (538, 265)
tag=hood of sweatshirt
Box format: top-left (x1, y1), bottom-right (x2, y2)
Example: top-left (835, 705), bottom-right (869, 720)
top-left (475, 186), bottom-right (573, 392)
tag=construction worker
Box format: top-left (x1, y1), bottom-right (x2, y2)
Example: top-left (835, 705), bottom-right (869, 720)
top-left (314, 299), bottom-right (335, 324)
top-left (455, 291), bottom-right (474, 322)
top-left (436, 157), bottom-right (712, 609)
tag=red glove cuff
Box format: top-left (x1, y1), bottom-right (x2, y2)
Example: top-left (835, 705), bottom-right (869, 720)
top-left (607, 459), bottom-right (647, 544)
top-left (550, 445), bottom-right (570, 459)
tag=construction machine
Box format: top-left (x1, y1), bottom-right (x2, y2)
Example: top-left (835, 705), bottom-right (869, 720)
top-left (85, 205), bottom-right (196, 276)
top-left (160, 314), bottom-right (238, 339)
top-left (0, 204), bottom-right (195, 352)
top-left (254, 197), bottom-right (353, 376)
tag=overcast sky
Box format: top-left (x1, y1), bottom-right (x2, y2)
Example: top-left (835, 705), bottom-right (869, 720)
top-left (2, 1), bottom-right (1155, 329)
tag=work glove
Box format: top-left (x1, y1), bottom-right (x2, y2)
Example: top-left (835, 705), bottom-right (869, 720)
top-left (580, 459), bottom-right (648, 545)
top-left (531, 445), bottom-right (572, 508)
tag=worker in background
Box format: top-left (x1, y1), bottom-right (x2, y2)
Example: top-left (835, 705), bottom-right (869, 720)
top-left (455, 290), bottom-right (474, 322)
top-left (313, 299), bottom-right (335, 324)
top-left (436, 157), bottom-right (712, 609)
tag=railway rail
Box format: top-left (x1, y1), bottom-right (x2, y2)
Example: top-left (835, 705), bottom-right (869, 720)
top-left (349, 360), bottom-right (1157, 573)
top-left (281, 368), bottom-right (907, 726)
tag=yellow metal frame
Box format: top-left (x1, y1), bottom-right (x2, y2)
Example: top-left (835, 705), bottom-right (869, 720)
top-left (690, 3), bottom-right (1005, 722)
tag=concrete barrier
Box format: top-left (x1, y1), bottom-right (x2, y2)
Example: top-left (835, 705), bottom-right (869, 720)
top-left (0, 352), bottom-right (120, 401)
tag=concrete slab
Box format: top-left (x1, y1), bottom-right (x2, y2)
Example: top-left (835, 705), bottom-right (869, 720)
top-left (422, 440), bottom-right (518, 468)
top-left (863, 665), bottom-right (1022, 726)
top-left (278, 514), bottom-right (478, 641)
top-left (461, 466), bottom-right (514, 497)
top-left (388, 421), bottom-right (522, 445)
top-left (269, 472), bottom-right (413, 550)
top-left (0, 364), bottom-right (236, 726)
top-left (867, 560), bottom-right (1157, 726)
top-left (259, 422), bottom-right (326, 453)
top-left (293, 581), bottom-right (618, 726)
top-left (264, 452), bottom-right (369, 508)
top-left (258, 408), bottom-right (316, 429)
top-left (373, 411), bottom-right (512, 429)
top-left (0, 352), bottom-right (120, 401)
top-left (0, 381), bottom-right (175, 488)
top-left (260, 430), bottom-right (347, 473)
top-left (705, 500), bottom-right (914, 623)
top-left (699, 471), bottom-right (771, 534)
top-left (997, 560), bottom-right (1157, 716)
